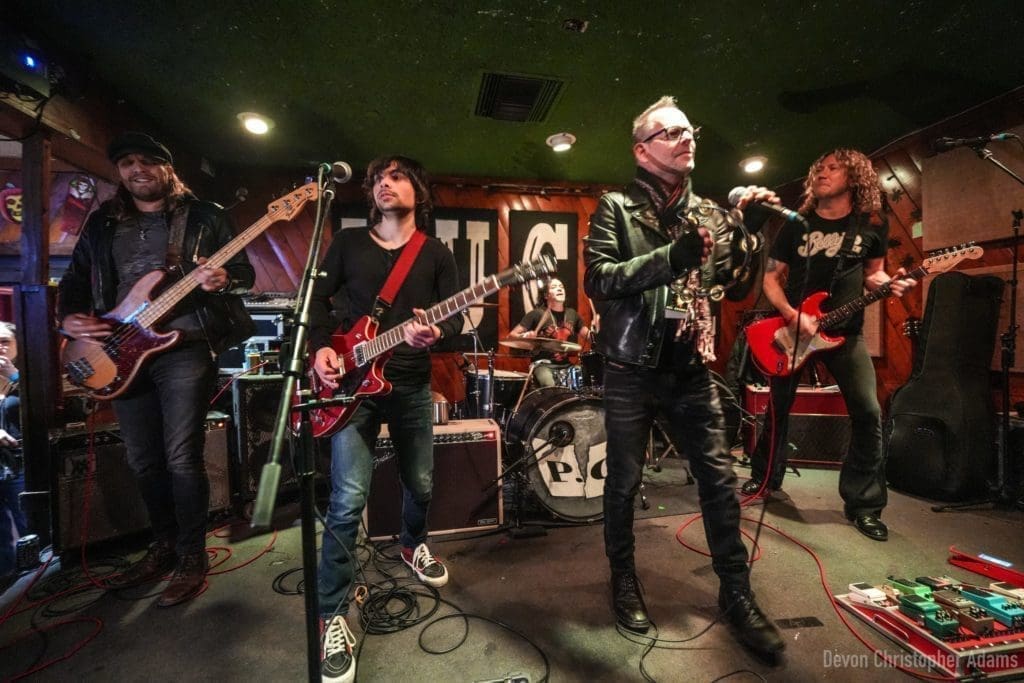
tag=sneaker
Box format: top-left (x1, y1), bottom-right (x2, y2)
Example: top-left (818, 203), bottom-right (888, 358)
top-left (321, 615), bottom-right (357, 683)
top-left (402, 543), bottom-right (449, 587)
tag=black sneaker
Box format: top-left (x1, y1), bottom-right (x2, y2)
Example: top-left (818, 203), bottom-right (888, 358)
top-left (321, 615), bottom-right (357, 683)
top-left (719, 589), bottom-right (785, 660)
top-left (402, 543), bottom-right (449, 587)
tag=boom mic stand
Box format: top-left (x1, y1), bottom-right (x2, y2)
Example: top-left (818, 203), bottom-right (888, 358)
top-left (249, 165), bottom-right (353, 680)
top-left (936, 139), bottom-right (1024, 511)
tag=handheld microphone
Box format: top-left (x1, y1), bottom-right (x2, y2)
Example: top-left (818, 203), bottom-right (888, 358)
top-left (932, 133), bottom-right (1012, 152)
top-left (728, 187), bottom-right (807, 226)
top-left (318, 161), bottom-right (354, 183)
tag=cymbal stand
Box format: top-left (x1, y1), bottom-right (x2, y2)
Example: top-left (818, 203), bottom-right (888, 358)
top-left (482, 439), bottom-right (559, 538)
top-left (640, 419), bottom-right (693, 510)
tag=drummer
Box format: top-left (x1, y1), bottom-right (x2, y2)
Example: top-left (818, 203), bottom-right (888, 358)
top-left (509, 278), bottom-right (590, 387)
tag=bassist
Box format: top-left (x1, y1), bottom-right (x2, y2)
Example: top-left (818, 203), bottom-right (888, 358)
top-left (57, 132), bottom-right (255, 606)
top-left (309, 156), bottom-right (462, 683)
top-left (742, 148), bottom-right (916, 542)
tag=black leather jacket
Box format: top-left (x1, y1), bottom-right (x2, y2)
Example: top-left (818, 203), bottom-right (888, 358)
top-left (584, 181), bottom-right (759, 367)
top-left (57, 198), bottom-right (256, 354)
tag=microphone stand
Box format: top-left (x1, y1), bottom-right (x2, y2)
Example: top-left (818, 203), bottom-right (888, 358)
top-left (250, 165), bottom-right (350, 680)
top-left (935, 142), bottom-right (1024, 511)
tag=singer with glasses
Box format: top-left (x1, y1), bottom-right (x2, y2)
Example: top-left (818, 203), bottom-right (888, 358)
top-left (583, 95), bottom-right (784, 660)
top-left (741, 148), bottom-right (917, 542)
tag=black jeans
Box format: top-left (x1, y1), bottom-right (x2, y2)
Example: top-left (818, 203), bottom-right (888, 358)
top-left (750, 334), bottom-right (886, 518)
top-left (113, 342), bottom-right (216, 556)
top-left (602, 359), bottom-right (749, 591)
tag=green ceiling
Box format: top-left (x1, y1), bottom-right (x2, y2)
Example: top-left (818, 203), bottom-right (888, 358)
top-left (9, 0), bottom-right (1024, 195)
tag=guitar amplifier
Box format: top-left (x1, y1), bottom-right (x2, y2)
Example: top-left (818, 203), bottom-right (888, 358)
top-left (364, 419), bottom-right (503, 541)
top-left (54, 413), bottom-right (234, 550)
top-left (743, 385), bottom-right (851, 466)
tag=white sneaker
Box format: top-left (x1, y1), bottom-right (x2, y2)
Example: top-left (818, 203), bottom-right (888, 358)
top-left (402, 543), bottom-right (449, 588)
top-left (320, 614), bottom-right (357, 683)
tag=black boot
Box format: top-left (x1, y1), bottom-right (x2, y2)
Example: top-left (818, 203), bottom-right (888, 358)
top-left (719, 588), bottom-right (785, 660)
top-left (105, 540), bottom-right (176, 588)
top-left (611, 572), bottom-right (651, 633)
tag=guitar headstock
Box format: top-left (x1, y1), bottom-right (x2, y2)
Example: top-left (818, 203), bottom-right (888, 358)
top-left (267, 181), bottom-right (319, 221)
top-left (922, 242), bottom-right (983, 274)
top-left (506, 253), bottom-right (558, 285)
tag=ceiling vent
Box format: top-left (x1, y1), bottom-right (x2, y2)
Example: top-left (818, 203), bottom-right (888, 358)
top-left (475, 72), bottom-right (563, 122)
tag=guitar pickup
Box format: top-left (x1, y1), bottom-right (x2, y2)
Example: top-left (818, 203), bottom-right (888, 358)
top-left (66, 358), bottom-right (96, 383)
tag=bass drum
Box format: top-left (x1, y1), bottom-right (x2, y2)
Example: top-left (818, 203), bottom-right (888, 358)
top-left (504, 387), bottom-right (606, 522)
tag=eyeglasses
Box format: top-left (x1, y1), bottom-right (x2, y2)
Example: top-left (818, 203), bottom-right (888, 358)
top-left (641, 125), bottom-right (702, 144)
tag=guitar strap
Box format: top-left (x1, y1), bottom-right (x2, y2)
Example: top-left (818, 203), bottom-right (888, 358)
top-left (371, 229), bottom-right (428, 320)
top-left (829, 212), bottom-right (864, 295)
top-left (165, 203), bottom-right (190, 270)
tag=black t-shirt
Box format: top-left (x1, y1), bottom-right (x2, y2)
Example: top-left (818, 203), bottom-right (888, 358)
top-left (516, 307), bottom-right (583, 362)
top-left (309, 227), bottom-right (463, 386)
top-left (770, 212), bottom-right (888, 334)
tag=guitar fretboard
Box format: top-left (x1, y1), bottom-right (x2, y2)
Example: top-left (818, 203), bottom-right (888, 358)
top-left (359, 275), bottom-right (503, 361)
top-left (133, 186), bottom-right (315, 328)
top-left (821, 264), bottom-right (928, 329)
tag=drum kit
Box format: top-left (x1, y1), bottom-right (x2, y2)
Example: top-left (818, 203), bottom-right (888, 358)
top-left (458, 336), bottom-right (608, 523)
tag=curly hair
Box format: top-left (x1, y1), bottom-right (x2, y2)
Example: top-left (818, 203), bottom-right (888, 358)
top-left (110, 164), bottom-right (193, 221)
top-left (798, 148), bottom-right (882, 215)
top-left (362, 155), bottom-right (433, 229)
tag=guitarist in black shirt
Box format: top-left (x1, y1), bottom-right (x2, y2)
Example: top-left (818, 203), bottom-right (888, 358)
top-left (308, 156), bottom-right (462, 683)
top-left (742, 148), bottom-right (916, 542)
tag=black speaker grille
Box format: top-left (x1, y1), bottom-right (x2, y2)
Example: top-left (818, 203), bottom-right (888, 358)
top-left (232, 375), bottom-right (294, 498)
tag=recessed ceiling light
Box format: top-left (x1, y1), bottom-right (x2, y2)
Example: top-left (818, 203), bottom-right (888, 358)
top-left (237, 112), bottom-right (274, 135)
top-left (740, 156), bottom-right (767, 174)
top-left (546, 132), bottom-right (576, 152)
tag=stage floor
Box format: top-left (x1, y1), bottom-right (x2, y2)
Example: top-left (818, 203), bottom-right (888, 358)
top-left (2, 459), bottom-right (1023, 682)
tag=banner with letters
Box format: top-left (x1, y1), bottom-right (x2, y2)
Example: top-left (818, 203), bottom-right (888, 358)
top-left (333, 204), bottom-right (498, 351)
top-left (508, 210), bottom-right (578, 328)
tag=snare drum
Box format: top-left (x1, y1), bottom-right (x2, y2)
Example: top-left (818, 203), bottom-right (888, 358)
top-left (463, 368), bottom-right (528, 422)
top-left (504, 387), bottom-right (606, 522)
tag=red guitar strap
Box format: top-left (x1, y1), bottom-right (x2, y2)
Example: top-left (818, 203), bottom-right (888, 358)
top-left (372, 229), bottom-right (428, 320)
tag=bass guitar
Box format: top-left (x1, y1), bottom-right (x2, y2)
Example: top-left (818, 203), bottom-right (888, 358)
top-left (303, 254), bottom-right (556, 438)
top-left (63, 182), bottom-right (318, 399)
top-left (745, 243), bottom-right (983, 377)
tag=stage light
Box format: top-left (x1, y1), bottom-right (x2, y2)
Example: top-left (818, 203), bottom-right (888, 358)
top-left (740, 156), bottom-right (767, 174)
top-left (546, 132), bottom-right (576, 152)
top-left (237, 112), bottom-right (274, 135)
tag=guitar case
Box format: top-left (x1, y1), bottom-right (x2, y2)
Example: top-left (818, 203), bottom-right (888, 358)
top-left (885, 272), bottom-right (1004, 501)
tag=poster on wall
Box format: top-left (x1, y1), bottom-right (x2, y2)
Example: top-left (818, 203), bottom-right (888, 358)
top-left (331, 204), bottom-right (499, 351)
top-left (508, 210), bottom-right (578, 328)
top-left (0, 170), bottom-right (115, 256)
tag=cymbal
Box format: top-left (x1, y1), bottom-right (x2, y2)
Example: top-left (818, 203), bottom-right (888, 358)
top-left (468, 302), bottom-right (498, 308)
top-left (500, 337), bottom-right (582, 353)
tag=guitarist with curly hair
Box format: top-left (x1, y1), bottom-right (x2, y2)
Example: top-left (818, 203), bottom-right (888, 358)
top-left (742, 149), bottom-right (916, 542)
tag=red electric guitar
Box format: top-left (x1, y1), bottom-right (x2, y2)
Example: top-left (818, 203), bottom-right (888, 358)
top-left (303, 254), bottom-right (557, 438)
top-left (62, 182), bottom-right (318, 399)
top-left (745, 243), bottom-right (983, 377)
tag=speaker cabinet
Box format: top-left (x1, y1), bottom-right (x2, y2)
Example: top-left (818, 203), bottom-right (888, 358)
top-left (231, 374), bottom-right (294, 500)
top-left (55, 429), bottom-right (149, 551)
top-left (365, 419), bottom-right (502, 541)
top-left (743, 386), bottom-right (851, 466)
top-left (55, 414), bottom-right (237, 550)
